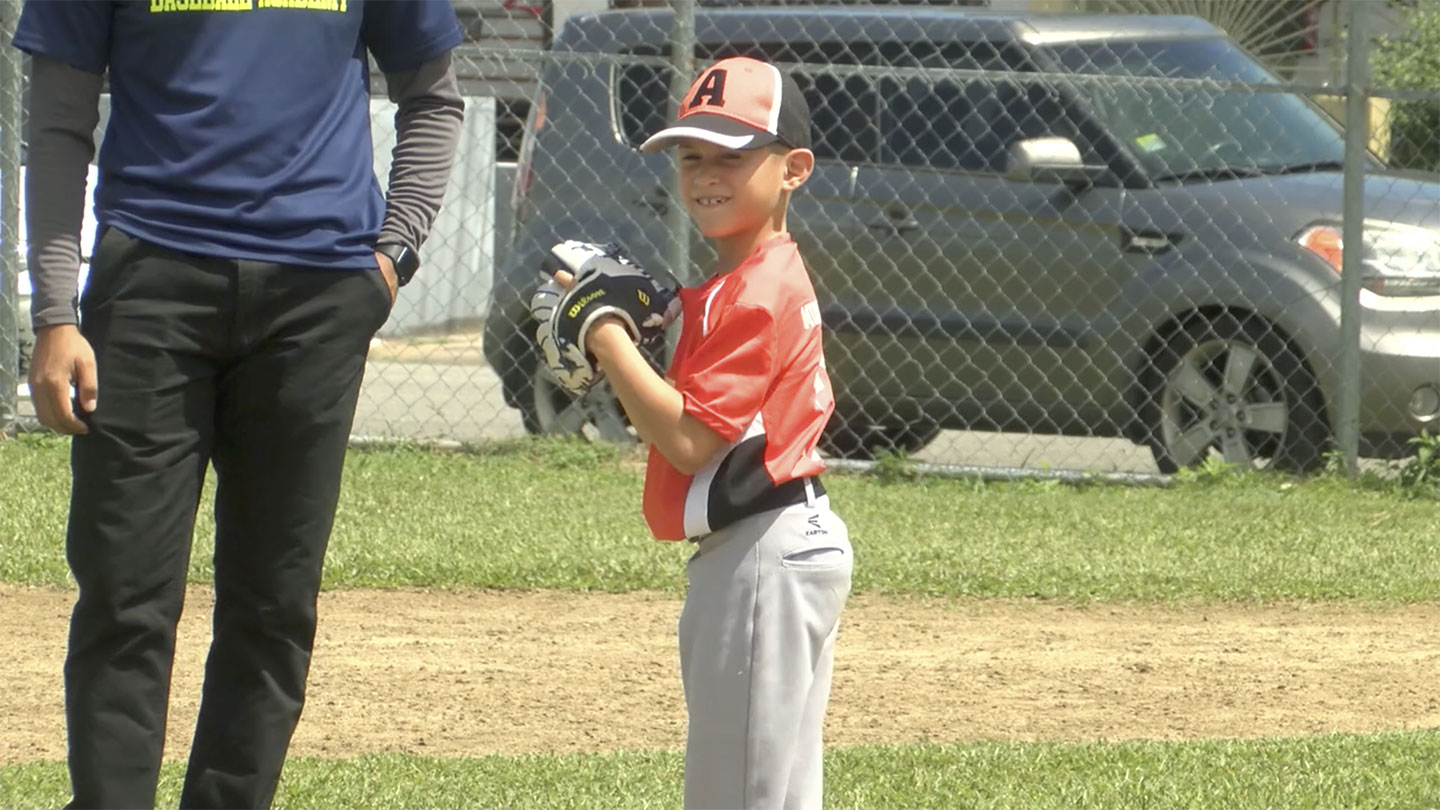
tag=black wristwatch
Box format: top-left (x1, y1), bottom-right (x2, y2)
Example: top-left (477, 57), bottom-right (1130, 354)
top-left (375, 242), bottom-right (420, 287)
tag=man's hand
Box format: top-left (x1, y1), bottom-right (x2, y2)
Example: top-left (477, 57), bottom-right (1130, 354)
top-left (29, 324), bottom-right (98, 435)
top-left (374, 251), bottom-right (399, 304)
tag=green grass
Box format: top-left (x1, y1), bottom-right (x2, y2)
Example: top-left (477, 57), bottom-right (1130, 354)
top-left (6, 435), bottom-right (1440, 809)
top-left (2, 434), bottom-right (1439, 602)
top-left (5, 732), bottom-right (1440, 809)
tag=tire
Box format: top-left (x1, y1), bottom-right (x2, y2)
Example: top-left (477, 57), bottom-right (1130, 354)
top-left (518, 338), bottom-right (670, 443)
top-left (819, 411), bottom-right (942, 461)
top-left (16, 307), bottom-right (33, 379)
top-left (1141, 313), bottom-right (1330, 474)
top-left (520, 362), bottom-right (636, 443)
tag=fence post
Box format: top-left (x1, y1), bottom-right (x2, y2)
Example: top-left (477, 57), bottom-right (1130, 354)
top-left (0, 0), bottom-right (21, 437)
top-left (1337, 0), bottom-right (1368, 474)
top-left (666, 0), bottom-right (695, 284)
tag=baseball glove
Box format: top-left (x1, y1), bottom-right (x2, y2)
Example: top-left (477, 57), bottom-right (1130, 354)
top-left (530, 279), bottom-right (602, 395)
top-left (543, 240), bottom-right (679, 354)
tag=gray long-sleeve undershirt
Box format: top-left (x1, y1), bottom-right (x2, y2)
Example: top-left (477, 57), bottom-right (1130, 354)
top-left (24, 52), bottom-right (464, 330)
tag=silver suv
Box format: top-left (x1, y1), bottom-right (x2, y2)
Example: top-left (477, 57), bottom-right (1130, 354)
top-left (484, 7), bottom-right (1440, 472)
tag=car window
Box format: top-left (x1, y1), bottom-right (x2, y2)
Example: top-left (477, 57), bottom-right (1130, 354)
top-left (613, 37), bottom-right (1031, 162)
top-left (799, 70), bottom-right (881, 164)
top-left (880, 38), bottom-right (1032, 72)
top-left (615, 44), bottom-right (672, 152)
top-left (883, 77), bottom-right (1093, 173)
top-left (1038, 37), bottom-right (1346, 180)
top-left (614, 40), bottom-right (880, 161)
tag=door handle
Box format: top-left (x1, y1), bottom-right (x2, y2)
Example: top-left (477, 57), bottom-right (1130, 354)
top-left (867, 211), bottom-right (919, 234)
top-left (634, 186), bottom-right (669, 216)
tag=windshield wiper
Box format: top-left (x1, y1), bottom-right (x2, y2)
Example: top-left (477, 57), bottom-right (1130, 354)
top-left (1255, 160), bottom-right (1347, 175)
top-left (1151, 165), bottom-right (1267, 184)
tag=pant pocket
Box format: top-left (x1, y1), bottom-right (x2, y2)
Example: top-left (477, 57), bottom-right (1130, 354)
top-left (367, 265), bottom-right (394, 308)
top-left (78, 226), bottom-right (130, 310)
top-left (781, 545), bottom-right (849, 569)
top-left (779, 507), bottom-right (851, 571)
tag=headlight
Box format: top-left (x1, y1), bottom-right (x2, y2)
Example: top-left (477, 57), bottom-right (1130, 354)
top-left (1297, 220), bottom-right (1440, 296)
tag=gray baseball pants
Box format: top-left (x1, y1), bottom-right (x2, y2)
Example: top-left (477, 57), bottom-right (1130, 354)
top-left (678, 491), bottom-right (853, 810)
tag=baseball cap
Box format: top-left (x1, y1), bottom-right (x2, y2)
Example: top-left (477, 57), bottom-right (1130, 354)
top-left (640, 57), bottom-right (812, 153)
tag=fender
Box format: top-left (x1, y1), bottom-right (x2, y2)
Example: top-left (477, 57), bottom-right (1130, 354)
top-left (1109, 240), bottom-right (1343, 437)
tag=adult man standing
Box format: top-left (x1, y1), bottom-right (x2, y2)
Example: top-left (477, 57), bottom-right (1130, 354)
top-left (14, 1), bottom-right (464, 807)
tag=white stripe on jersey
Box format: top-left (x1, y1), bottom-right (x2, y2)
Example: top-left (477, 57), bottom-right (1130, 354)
top-left (701, 280), bottom-right (727, 337)
top-left (683, 412), bottom-right (766, 539)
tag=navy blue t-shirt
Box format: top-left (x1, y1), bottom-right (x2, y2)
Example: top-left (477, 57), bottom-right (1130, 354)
top-left (13, 0), bottom-right (462, 268)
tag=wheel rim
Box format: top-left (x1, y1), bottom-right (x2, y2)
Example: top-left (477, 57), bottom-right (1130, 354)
top-left (1160, 337), bottom-right (1290, 469)
top-left (531, 367), bottom-right (635, 443)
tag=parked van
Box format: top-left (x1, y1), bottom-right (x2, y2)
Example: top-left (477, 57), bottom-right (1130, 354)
top-left (484, 7), bottom-right (1440, 471)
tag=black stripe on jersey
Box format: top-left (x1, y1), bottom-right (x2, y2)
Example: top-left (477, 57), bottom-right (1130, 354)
top-left (706, 434), bottom-right (825, 533)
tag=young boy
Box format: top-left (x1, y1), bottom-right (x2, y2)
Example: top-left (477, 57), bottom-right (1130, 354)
top-left (555, 56), bottom-right (853, 809)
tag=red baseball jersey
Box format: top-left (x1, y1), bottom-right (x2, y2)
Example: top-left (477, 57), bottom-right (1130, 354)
top-left (643, 235), bottom-right (834, 541)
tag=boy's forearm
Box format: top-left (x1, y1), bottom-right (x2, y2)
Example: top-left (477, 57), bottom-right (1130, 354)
top-left (589, 322), bottom-right (724, 473)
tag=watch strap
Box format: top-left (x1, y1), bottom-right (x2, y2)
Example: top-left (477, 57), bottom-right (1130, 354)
top-left (376, 242), bottom-right (419, 287)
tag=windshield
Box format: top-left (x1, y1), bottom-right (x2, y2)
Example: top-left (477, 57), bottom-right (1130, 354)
top-left (1038, 38), bottom-right (1346, 182)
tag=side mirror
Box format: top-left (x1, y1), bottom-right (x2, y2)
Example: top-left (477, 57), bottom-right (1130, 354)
top-left (1005, 137), bottom-right (1106, 187)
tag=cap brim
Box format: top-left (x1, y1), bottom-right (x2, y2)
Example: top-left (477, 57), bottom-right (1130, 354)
top-left (639, 114), bottom-right (780, 153)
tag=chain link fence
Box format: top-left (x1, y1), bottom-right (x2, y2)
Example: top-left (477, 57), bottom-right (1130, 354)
top-left (5, 0), bottom-right (1440, 481)
top-left (0, 0), bottom-right (20, 437)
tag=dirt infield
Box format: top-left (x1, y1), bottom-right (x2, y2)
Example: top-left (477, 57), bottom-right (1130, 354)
top-left (4, 585), bottom-right (1439, 765)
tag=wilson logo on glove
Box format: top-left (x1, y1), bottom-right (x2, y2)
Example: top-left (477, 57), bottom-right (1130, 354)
top-left (567, 288), bottom-right (607, 319)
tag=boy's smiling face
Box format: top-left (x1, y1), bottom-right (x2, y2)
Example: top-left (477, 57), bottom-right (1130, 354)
top-left (676, 138), bottom-right (810, 242)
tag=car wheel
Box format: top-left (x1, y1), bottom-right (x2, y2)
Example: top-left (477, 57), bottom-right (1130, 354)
top-left (521, 363), bottom-right (636, 443)
top-left (819, 411), bottom-right (942, 461)
top-left (16, 315), bottom-right (33, 380)
top-left (1142, 313), bottom-right (1330, 474)
top-left (17, 338), bottom-right (31, 380)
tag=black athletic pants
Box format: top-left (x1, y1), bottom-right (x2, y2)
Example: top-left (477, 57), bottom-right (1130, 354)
top-left (62, 227), bottom-right (391, 809)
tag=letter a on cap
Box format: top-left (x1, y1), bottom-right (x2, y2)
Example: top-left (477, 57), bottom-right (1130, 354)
top-left (688, 68), bottom-right (727, 111)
